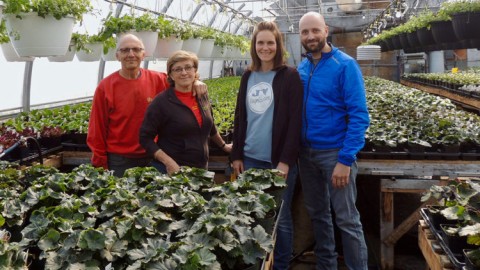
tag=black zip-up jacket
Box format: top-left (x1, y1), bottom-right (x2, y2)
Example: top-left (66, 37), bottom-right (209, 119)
top-left (139, 88), bottom-right (217, 169)
top-left (231, 66), bottom-right (303, 166)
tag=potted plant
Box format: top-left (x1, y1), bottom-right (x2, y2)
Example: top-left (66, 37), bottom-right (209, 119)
top-left (197, 26), bottom-right (217, 58)
top-left (464, 248), bottom-right (480, 269)
top-left (102, 13), bottom-right (159, 57)
top-left (2, 0), bottom-right (92, 57)
top-left (154, 17), bottom-right (183, 58)
top-left (0, 19), bottom-right (34, 62)
top-left (101, 36), bottom-right (117, 62)
top-left (179, 22), bottom-right (202, 55)
top-left (444, 0), bottom-right (480, 48)
top-left (73, 33), bottom-right (104, 62)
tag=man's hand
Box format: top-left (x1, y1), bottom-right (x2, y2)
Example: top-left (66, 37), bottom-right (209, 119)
top-left (232, 160), bottom-right (244, 177)
top-left (331, 162), bottom-right (350, 189)
top-left (192, 80), bottom-right (207, 96)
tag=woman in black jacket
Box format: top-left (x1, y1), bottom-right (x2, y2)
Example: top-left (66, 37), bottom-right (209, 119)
top-left (231, 21), bottom-right (303, 270)
top-left (140, 50), bottom-right (231, 175)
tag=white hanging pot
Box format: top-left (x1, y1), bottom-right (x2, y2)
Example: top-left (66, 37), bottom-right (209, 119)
top-left (48, 44), bottom-right (76, 62)
top-left (102, 47), bottom-right (117, 61)
top-left (197, 39), bottom-right (215, 58)
top-left (211, 45), bottom-right (226, 59)
top-left (4, 12), bottom-right (75, 57)
top-left (76, 42), bottom-right (103, 62)
top-left (1, 42), bottom-right (34, 62)
top-left (122, 31), bottom-right (158, 57)
top-left (181, 38), bottom-right (201, 55)
top-left (154, 35), bottom-right (183, 59)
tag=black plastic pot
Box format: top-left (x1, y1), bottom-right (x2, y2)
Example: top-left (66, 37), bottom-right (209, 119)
top-left (417, 27), bottom-right (436, 47)
top-left (431, 20), bottom-right (459, 44)
top-left (407, 32), bottom-right (421, 48)
top-left (452, 12), bottom-right (480, 40)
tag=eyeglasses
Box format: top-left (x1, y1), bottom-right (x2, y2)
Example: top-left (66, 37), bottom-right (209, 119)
top-left (171, 65), bottom-right (196, 74)
top-left (117, 47), bottom-right (144, 54)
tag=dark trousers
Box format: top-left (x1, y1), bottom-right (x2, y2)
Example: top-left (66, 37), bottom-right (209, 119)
top-left (107, 153), bottom-right (152, 177)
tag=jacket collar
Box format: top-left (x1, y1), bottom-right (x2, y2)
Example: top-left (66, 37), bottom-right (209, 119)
top-left (302, 43), bottom-right (337, 63)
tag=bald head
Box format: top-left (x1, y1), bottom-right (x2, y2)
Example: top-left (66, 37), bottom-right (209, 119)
top-left (299, 12), bottom-right (326, 30)
top-left (299, 11), bottom-right (330, 56)
top-left (116, 33), bottom-right (144, 50)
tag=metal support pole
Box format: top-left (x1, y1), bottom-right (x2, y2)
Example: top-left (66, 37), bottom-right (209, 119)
top-left (22, 61), bottom-right (34, 113)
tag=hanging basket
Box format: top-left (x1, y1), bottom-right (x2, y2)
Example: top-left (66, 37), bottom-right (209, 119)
top-left (197, 39), bottom-right (214, 58)
top-left (452, 12), bottom-right (480, 40)
top-left (211, 45), bottom-right (226, 59)
top-left (76, 42), bottom-right (103, 62)
top-left (154, 35), bottom-right (183, 59)
top-left (47, 44), bottom-right (76, 62)
top-left (1, 42), bottom-right (34, 62)
top-left (101, 47), bottom-right (117, 61)
top-left (4, 12), bottom-right (75, 57)
top-left (181, 38), bottom-right (201, 55)
top-left (122, 31), bottom-right (158, 57)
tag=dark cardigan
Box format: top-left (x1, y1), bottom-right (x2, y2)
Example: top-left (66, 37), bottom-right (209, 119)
top-left (231, 66), bottom-right (303, 166)
top-left (139, 88), bottom-right (217, 169)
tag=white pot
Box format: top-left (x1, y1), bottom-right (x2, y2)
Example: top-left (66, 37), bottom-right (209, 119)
top-left (48, 44), bottom-right (76, 62)
top-left (4, 12), bottom-right (75, 57)
top-left (1, 42), bottom-right (34, 62)
top-left (154, 36), bottom-right (183, 59)
top-left (211, 45), bottom-right (226, 59)
top-left (102, 47), bottom-right (117, 61)
top-left (197, 39), bottom-right (215, 58)
top-left (76, 42), bottom-right (103, 62)
top-left (181, 38), bottom-right (201, 55)
top-left (122, 31), bottom-right (158, 57)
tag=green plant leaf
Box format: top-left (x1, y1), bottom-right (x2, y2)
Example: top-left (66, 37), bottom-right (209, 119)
top-left (38, 228), bottom-right (61, 251)
top-left (77, 229), bottom-right (106, 251)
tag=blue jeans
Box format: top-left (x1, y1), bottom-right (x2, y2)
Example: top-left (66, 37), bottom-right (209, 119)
top-left (243, 156), bottom-right (297, 270)
top-left (298, 148), bottom-right (368, 270)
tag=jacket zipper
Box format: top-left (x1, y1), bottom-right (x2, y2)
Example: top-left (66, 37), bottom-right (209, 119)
top-left (303, 59), bottom-right (317, 147)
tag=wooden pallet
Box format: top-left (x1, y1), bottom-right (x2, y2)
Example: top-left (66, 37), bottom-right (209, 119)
top-left (418, 220), bottom-right (455, 270)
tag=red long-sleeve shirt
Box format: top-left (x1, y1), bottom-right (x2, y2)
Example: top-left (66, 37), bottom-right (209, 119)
top-left (87, 69), bottom-right (169, 169)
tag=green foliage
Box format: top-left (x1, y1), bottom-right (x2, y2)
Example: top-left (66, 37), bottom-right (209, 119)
top-left (204, 76), bottom-right (241, 138)
top-left (365, 77), bottom-right (480, 147)
top-left (101, 13), bottom-right (159, 39)
top-left (0, 20), bottom-right (9, 44)
top-left (0, 163), bottom-right (281, 269)
top-left (157, 16), bottom-right (176, 39)
top-left (71, 32), bottom-right (104, 53)
top-left (2, 0), bottom-right (92, 22)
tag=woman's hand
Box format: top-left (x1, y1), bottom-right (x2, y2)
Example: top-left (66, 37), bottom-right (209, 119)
top-left (276, 162), bottom-right (289, 179)
top-left (165, 161), bottom-right (181, 175)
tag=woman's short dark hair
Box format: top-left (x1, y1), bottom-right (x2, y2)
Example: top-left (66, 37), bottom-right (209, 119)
top-left (249, 21), bottom-right (286, 71)
top-left (166, 50), bottom-right (200, 86)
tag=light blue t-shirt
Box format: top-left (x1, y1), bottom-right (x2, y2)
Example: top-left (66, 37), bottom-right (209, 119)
top-left (244, 70), bottom-right (276, 162)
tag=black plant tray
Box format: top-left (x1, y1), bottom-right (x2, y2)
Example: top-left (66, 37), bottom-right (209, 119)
top-left (420, 208), bottom-right (465, 270)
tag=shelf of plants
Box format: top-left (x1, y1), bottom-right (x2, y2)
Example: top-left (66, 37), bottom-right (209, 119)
top-left (402, 69), bottom-right (480, 108)
top-left (420, 178), bottom-right (480, 269)
top-left (0, 161), bottom-right (286, 269)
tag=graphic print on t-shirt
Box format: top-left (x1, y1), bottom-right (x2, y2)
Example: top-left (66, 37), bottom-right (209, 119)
top-left (247, 82), bottom-right (273, 114)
